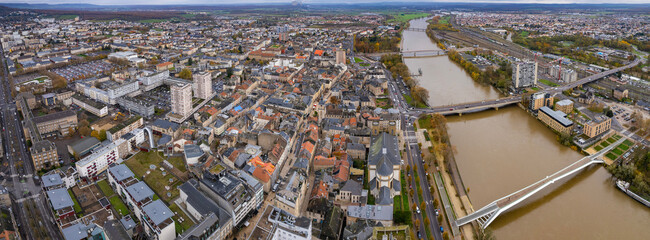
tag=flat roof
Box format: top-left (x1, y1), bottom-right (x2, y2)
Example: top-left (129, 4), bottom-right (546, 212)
top-left (108, 164), bottom-right (134, 182)
top-left (125, 181), bottom-right (154, 203)
top-left (69, 137), bottom-right (101, 154)
top-left (142, 200), bottom-right (174, 226)
top-left (61, 223), bottom-right (88, 240)
top-left (539, 106), bottom-right (573, 127)
top-left (42, 173), bottom-right (64, 188)
top-left (46, 188), bottom-right (74, 211)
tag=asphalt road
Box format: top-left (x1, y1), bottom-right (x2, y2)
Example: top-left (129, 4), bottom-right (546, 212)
top-left (0, 43), bottom-right (61, 239)
top-left (384, 68), bottom-right (443, 240)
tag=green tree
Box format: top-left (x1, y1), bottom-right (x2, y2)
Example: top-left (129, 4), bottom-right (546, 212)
top-left (474, 227), bottom-right (496, 240)
top-left (98, 130), bottom-right (107, 141)
top-left (179, 68), bottom-right (192, 80)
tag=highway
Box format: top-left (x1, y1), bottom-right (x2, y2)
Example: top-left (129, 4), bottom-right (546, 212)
top-left (0, 42), bottom-right (61, 239)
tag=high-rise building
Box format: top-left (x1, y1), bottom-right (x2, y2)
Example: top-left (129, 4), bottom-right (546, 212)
top-left (171, 83), bottom-right (192, 118)
top-left (336, 48), bottom-right (346, 65)
top-left (512, 61), bottom-right (537, 89)
top-left (192, 72), bottom-right (212, 99)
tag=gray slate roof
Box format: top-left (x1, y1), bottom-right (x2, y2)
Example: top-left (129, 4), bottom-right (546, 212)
top-left (142, 200), bottom-right (174, 226)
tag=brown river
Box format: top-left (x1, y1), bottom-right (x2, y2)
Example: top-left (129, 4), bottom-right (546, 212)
top-left (403, 17), bottom-right (650, 239)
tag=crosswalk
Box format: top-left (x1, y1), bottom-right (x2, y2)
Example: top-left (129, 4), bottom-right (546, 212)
top-left (16, 194), bottom-right (40, 203)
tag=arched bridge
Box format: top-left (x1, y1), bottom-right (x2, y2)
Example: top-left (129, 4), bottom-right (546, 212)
top-left (454, 134), bottom-right (630, 229)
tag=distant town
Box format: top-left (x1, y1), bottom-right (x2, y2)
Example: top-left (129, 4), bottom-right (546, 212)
top-left (0, 2), bottom-right (648, 240)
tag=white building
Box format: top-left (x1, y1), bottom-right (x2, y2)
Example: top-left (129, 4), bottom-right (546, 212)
top-left (171, 83), bottom-right (192, 119)
top-left (550, 65), bottom-right (578, 83)
top-left (192, 72), bottom-right (212, 99)
top-left (76, 139), bottom-right (128, 178)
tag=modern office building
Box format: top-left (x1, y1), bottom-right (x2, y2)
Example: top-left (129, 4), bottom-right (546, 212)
top-left (171, 83), bottom-right (193, 120)
top-left (583, 115), bottom-right (612, 138)
top-left (512, 61), bottom-right (538, 89)
top-left (538, 106), bottom-right (574, 135)
top-left (193, 72), bottom-right (212, 99)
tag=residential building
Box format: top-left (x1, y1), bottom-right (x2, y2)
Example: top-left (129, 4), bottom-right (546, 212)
top-left (30, 140), bottom-right (59, 171)
top-left (107, 116), bottom-right (143, 142)
top-left (76, 138), bottom-right (129, 179)
top-left (538, 106), bottom-right (574, 135)
top-left (61, 223), bottom-right (105, 240)
top-left (550, 65), bottom-right (578, 83)
top-left (336, 180), bottom-right (365, 203)
top-left (193, 72), bottom-right (213, 99)
top-left (555, 99), bottom-right (574, 114)
top-left (347, 205), bottom-right (393, 226)
top-left (116, 96), bottom-right (155, 117)
top-left (41, 167), bottom-right (77, 190)
top-left (71, 94), bottom-right (108, 117)
top-left (177, 180), bottom-right (233, 240)
top-left (46, 188), bottom-right (75, 220)
top-left (583, 115), bottom-right (612, 138)
top-left (198, 170), bottom-right (263, 228)
top-left (268, 208), bottom-right (312, 240)
top-left (141, 200), bottom-right (176, 240)
top-left (171, 83), bottom-right (193, 120)
top-left (529, 92), bottom-right (554, 111)
top-left (274, 169), bottom-right (308, 216)
top-left (512, 61), bottom-right (537, 89)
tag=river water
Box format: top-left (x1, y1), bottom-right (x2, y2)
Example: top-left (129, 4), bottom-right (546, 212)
top-left (403, 17), bottom-right (650, 239)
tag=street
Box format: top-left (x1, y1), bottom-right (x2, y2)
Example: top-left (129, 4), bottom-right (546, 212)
top-left (0, 42), bottom-right (61, 239)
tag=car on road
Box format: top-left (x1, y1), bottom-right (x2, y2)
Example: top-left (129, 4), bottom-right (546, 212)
top-left (440, 227), bottom-right (444, 233)
top-left (435, 209), bottom-right (439, 216)
top-left (416, 207), bottom-right (421, 214)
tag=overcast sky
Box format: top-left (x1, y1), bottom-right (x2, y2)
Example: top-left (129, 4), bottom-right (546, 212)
top-left (2, 0), bottom-right (649, 5)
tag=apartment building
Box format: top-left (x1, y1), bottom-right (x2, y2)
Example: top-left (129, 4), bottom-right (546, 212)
top-left (30, 140), bottom-right (59, 171)
top-left (538, 106), bottom-right (574, 135)
top-left (512, 61), bottom-right (538, 89)
top-left (107, 116), bottom-right (144, 142)
top-left (583, 115), bottom-right (612, 138)
top-left (178, 180), bottom-right (233, 240)
top-left (555, 99), bottom-right (574, 114)
top-left (116, 96), bottom-right (155, 117)
top-left (171, 83), bottom-right (193, 120)
top-left (193, 72), bottom-right (213, 99)
top-left (530, 92), bottom-right (554, 111)
top-left (198, 170), bottom-right (263, 228)
top-left (72, 94), bottom-right (109, 117)
top-left (274, 169), bottom-right (308, 216)
top-left (107, 164), bottom-right (175, 240)
top-left (76, 138), bottom-right (129, 178)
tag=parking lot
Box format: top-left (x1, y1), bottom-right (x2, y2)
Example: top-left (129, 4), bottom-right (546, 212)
top-left (50, 60), bottom-right (116, 81)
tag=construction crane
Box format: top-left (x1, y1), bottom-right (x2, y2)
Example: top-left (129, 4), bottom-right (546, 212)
top-left (113, 112), bottom-right (125, 121)
top-left (549, 57), bottom-right (564, 81)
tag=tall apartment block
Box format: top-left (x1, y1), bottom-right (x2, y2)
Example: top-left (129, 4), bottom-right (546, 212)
top-left (512, 61), bottom-right (538, 89)
top-left (192, 72), bottom-right (212, 99)
top-left (171, 83), bottom-right (192, 119)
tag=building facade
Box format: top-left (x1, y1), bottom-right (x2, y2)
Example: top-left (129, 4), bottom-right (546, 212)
top-left (538, 106), bottom-right (574, 135)
top-left (171, 83), bottom-right (193, 119)
top-left (512, 61), bottom-right (538, 89)
top-left (30, 140), bottom-right (59, 171)
top-left (554, 99), bottom-right (574, 114)
top-left (583, 115), bottom-right (612, 138)
top-left (193, 72), bottom-right (213, 99)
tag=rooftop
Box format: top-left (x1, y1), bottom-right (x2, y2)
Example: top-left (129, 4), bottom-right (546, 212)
top-left (46, 188), bottom-right (74, 211)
